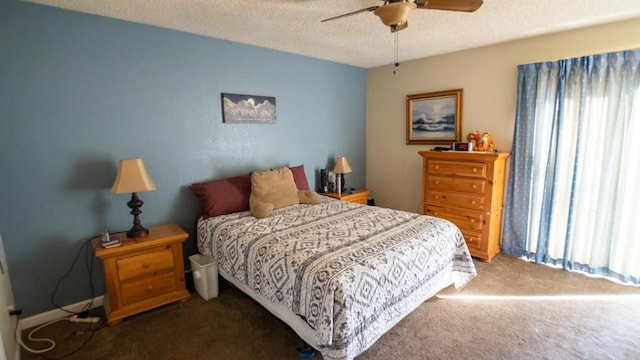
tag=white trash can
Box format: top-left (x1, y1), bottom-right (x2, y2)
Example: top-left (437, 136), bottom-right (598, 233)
top-left (189, 254), bottom-right (218, 300)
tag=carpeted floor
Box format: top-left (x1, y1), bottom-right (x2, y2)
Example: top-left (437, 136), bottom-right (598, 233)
top-left (20, 255), bottom-right (640, 359)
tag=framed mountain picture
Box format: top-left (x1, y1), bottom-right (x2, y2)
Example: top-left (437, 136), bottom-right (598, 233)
top-left (221, 93), bottom-right (277, 124)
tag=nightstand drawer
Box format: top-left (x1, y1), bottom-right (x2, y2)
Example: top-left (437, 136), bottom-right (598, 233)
top-left (322, 189), bottom-right (371, 204)
top-left (120, 271), bottom-right (176, 305)
top-left (117, 247), bottom-right (174, 281)
top-left (428, 175), bottom-right (486, 194)
top-left (428, 160), bottom-right (487, 178)
top-left (344, 193), bottom-right (368, 204)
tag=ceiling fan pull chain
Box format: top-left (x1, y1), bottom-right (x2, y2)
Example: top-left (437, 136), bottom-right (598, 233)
top-left (393, 31), bottom-right (400, 75)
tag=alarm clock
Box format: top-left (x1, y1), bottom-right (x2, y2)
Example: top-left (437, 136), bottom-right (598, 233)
top-left (453, 142), bottom-right (473, 151)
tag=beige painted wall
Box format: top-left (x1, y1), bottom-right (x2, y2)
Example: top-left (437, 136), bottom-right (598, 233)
top-left (366, 18), bottom-right (640, 213)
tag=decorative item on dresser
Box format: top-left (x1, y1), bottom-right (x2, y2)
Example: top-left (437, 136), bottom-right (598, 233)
top-left (322, 188), bottom-right (371, 205)
top-left (418, 151), bottom-right (510, 262)
top-left (94, 223), bottom-right (191, 325)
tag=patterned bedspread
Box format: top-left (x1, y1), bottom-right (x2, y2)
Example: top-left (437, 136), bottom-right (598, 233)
top-left (197, 197), bottom-right (476, 360)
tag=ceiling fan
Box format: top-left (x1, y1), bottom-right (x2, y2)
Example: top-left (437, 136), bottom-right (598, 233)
top-left (322, 0), bottom-right (484, 32)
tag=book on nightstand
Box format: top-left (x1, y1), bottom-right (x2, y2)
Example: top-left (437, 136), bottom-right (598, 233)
top-left (101, 236), bottom-right (122, 248)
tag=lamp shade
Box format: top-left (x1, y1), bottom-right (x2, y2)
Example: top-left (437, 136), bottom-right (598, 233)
top-left (111, 158), bottom-right (157, 194)
top-left (333, 156), bottom-right (352, 174)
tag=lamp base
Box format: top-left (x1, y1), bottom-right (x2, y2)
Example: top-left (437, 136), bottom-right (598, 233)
top-left (126, 225), bottom-right (149, 238)
top-left (126, 192), bottom-right (149, 238)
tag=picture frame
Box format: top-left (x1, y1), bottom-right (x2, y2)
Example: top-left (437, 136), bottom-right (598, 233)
top-left (406, 89), bottom-right (462, 144)
top-left (221, 93), bottom-right (277, 124)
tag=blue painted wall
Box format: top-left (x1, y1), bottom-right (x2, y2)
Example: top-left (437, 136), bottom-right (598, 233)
top-left (0, 1), bottom-right (367, 316)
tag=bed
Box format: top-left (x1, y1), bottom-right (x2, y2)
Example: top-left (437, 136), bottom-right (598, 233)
top-left (190, 166), bottom-right (476, 360)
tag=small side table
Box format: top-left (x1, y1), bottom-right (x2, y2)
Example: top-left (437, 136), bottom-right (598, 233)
top-left (94, 223), bottom-right (191, 325)
top-left (322, 188), bottom-right (371, 205)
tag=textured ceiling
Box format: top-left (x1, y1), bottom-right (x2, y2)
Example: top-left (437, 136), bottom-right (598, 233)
top-left (25, 0), bottom-right (640, 68)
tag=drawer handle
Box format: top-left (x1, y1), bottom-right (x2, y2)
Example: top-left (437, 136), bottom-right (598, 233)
top-left (146, 285), bottom-right (154, 291)
top-left (470, 219), bottom-right (475, 223)
top-left (472, 184), bottom-right (477, 189)
top-left (434, 195), bottom-right (439, 199)
top-left (435, 180), bottom-right (439, 185)
top-left (142, 263), bottom-right (151, 269)
top-left (471, 200), bottom-right (476, 205)
top-left (435, 165), bottom-right (440, 169)
top-left (472, 168), bottom-right (478, 173)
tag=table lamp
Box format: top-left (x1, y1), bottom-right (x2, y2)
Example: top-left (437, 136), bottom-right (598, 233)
top-left (111, 158), bottom-right (157, 238)
top-left (332, 156), bottom-right (352, 196)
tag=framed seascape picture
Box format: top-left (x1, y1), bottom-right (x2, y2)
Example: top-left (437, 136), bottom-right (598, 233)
top-left (221, 93), bottom-right (277, 124)
top-left (406, 89), bottom-right (462, 144)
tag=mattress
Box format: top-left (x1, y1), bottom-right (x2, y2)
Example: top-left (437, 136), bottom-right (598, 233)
top-left (197, 197), bottom-right (476, 360)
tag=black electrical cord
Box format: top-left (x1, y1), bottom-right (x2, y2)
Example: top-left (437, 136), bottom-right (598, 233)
top-left (50, 236), bottom-right (97, 313)
top-left (17, 234), bottom-right (107, 358)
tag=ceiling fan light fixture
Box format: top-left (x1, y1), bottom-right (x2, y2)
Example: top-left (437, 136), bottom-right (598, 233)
top-left (373, 1), bottom-right (417, 27)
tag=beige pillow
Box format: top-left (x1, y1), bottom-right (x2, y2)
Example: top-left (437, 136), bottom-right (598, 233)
top-left (249, 195), bottom-right (274, 219)
top-left (298, 190), bottom-right (322, 204)
top-left (250, 167), bottom-right (300, 218)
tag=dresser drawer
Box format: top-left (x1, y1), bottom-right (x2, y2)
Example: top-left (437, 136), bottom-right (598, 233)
top-left (427, 190), bottom-right (486, 211)
top-left (460, 230), bottom-right (484, 251)
top-left (428, 175), bottom-right (486, 194)
top-left (120, 271), bottom-right (177, 305)
top-left (428, 160), bottom-right (487, 178)
top-left (424, 206), bottom-right (486, 232)
top-left (117, 247), bottom-right (175, 281)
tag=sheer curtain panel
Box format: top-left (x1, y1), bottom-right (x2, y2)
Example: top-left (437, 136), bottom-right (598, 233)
top-left (502, 50), bottom-right (640, 285)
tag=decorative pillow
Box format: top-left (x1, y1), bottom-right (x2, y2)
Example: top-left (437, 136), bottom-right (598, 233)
top-left (189, 174), bottom-right (252, 217)
top-left (250, 167), bottom-right (299, 218)
top-left (289, 164), bottom-right (310, 190)
top-left (249, 195), bottom-right (274, 219)
top-left (298, 190), bottom-right (322, 204)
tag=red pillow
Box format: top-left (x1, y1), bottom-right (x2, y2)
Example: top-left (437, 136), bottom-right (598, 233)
top-left (289, 165), bottom-right (310, 190)
top-left (189, 174), bottom-right (252, 217)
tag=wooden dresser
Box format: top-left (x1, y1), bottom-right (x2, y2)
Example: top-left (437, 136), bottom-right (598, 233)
top-left (418, 151), bottom-right (510, 262)
top-left (94, 223), bottom-right (191, 325)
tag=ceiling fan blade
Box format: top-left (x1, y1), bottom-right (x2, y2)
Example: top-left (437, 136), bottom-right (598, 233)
top-left (390, 22), bottom-right (409, 33)
top-left (415, 0), bottom-right (483, 12)
top-left (321, 6), bottom-right (380, 22)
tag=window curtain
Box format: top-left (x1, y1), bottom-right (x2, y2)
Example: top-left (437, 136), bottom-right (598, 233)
top-left (502, 50), bottom-right (640, 285)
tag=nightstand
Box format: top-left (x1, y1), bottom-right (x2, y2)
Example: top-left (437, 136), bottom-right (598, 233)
top-left (322, 188), bottom-right (371, 205)
top-left (94, 223), bottom-right (191, 325)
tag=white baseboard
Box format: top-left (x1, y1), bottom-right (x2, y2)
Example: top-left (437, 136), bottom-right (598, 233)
top-left (18, 296), bottom-right (104, 330)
